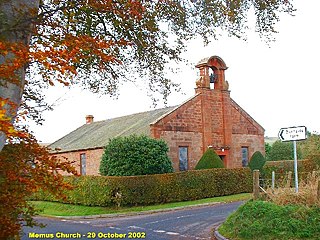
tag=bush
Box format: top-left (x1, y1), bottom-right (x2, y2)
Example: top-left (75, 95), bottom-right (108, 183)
top-left (263, 159), bottom-right (316, 178)
top-left (267, 140), bottom-right (302, 161)
top-left (248, 151), bottom-right (266, 172)
top-left (99, 135), bottom-right (173, 176)
top-left (308, 154), bottom-right (320, 169)
top-left (262, 159), bottom-right (317, 187)
top-left (195, 149), bottom-right (224, 170)
top-left (299, 133), bottom-right (320, 158)
top-left (219, 200), bottom-right (320, 240)
top-left (31, 168), bottom-right (252, 207)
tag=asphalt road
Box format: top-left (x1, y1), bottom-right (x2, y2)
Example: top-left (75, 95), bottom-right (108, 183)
top-left (21, 201), bottom-right (244, 240)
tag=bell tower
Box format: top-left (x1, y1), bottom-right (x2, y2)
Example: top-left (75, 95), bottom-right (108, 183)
top-left (194, 55), bottom-right (232, 167)
top-left (195, 56), bottom-right (229, 91)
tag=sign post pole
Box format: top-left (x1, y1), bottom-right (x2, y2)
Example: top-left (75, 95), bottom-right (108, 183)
top-left (293, 140), bottom-right (298, 193)
top-left (278, 126), bottom-right (307, 193)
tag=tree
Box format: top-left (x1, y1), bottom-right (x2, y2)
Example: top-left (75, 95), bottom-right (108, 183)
top-left (195, 149), bottom-right (224, 170)
top-left (0, 133), bottom-right (77, 239)
top-left (266, 140), bottom-right (302, 161)
top-left (298, 132), bottom-right (320, 158)
top-left (100, 135), bottom-right (173, 176)
top-left (265, 142), bottom-right (272, 158)
top-left (0, 0), bottom-right (295, 151)
top-left (248, 151), bottom-right (266, 172)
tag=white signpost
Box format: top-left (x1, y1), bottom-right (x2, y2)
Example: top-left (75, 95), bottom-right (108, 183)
top-left (278, 126), bottom-right (307, 193)
top-left (278, 126), bottom-right (307, 142)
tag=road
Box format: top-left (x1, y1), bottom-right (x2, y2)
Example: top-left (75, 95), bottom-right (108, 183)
top-left (22, 201), bottom-right (244, 240)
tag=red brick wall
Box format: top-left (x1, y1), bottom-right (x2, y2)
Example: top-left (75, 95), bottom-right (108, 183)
top-left (230, 99), bottom-right (265, 168)
top-left (53, 148), bottom-right (104, 176)
top-left (151, 87), bottom-right (264, 171)
top-left (230, 134), bottom-right (265, 168)
top-left (150, 95), bottom-right (204, 171)
top-left (160, 131), bottom-right (203, 171)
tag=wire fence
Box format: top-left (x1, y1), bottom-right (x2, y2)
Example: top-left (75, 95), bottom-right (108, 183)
top-left (253, 170), bottom-right (320, 200)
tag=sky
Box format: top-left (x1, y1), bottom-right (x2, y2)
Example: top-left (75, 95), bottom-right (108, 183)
top-left (29, 0), bottom-right (320, 144)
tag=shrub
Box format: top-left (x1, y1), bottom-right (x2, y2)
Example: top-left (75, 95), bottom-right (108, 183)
top-left (219, 200), bottom-right (320, 240)
top-left (308, 154), bottom-right (320, 168)
top-left (267, 140), bottom-right (302, 161)
top-left (263, 159), bottom-right (316, 180)
top-left (299, 132), bottom-right (320, 158)
top-left (31, 168), bottom-right (252, 207)
top-left (99, 135), bottom-right (173, 176)
top-left (195, 149), bottom-right (224, 170)
top-left (248, 151), bottom-right (266, 172)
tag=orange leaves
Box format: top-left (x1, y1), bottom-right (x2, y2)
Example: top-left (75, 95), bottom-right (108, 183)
top-left (85, 0), bottom-right (144, 20)
top-left (0, 41), bottom-right (29, 85)
top-left (0, 98), bottom-right (18, 138)
top-left (29, 34), bottom-right (126, 85)
top-left (0, 133), bottom-right (78, 238)
top-left (1, 1), bottom-right (147, 93)
top-left (0, 97), bottom-right (32, 142)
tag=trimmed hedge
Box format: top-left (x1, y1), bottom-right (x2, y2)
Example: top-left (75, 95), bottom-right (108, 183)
top-left (263, 159), bottom-right (317, 181)
top-left (31, 168), bottom-right (252, 207)
top-left (308, 154), bottom-right (320, 168)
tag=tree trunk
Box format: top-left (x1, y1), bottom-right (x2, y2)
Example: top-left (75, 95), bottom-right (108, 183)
top-left (0, 0), bottom-right (39, 151)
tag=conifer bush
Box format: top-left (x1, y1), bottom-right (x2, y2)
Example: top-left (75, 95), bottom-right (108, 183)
top-left (248, 151), bottom-right (266, 172)
top-left (195, 149), bottom-right (224, 170)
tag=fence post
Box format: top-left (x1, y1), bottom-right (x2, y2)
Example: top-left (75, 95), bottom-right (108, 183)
top-left (286, 171), bottom-right (292, 188)
top-left (272, 171), bottom-right (275, 191)
top-left (317, 180), bottom-right (320, 200)
top-left (253, 170), bottom-right (260, 200)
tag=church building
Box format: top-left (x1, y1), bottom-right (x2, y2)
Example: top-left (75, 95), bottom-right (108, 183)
top-left (50, 56), bottom-right (265, 175)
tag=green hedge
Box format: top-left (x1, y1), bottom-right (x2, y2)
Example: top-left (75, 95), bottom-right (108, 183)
top-left (31, 168), bottom-right (252, 207)
top-left (263, 159), bottom-right (317, 182)
top-left (307, 154), bottom-right (320, 168)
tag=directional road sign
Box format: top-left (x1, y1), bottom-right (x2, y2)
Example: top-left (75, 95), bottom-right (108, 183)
top-left (278, 126), bottom-right (307, 142)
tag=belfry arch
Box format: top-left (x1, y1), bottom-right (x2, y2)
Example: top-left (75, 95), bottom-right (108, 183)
top-left (195, 56), bottom-right (229, 91)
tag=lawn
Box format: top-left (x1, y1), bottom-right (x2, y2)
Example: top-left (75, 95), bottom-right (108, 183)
top-left (30, 193), bottom-right (251, 217)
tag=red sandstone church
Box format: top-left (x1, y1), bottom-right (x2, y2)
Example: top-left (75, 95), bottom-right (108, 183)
top-left (50, 56), bottom-right (265, 175)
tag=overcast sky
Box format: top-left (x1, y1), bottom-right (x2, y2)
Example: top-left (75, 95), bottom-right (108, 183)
top-left (29, 0), bottom-right (320, 144)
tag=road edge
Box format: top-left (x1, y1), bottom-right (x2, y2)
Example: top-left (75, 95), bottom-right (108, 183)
top-left (213, 225), bottom-right (229, 240)
top-left (39, 201), bottom-right (225, 220)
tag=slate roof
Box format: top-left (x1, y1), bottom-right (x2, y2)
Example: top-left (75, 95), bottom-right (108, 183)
top-left (49, 106), bottom-right (176, 153)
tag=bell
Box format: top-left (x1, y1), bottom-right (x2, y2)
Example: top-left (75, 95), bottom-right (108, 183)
top-left (209, 73), bottom-right (215, 83)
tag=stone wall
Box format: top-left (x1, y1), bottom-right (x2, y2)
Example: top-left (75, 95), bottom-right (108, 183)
top-left (151, 86), bottom-right (264, 171)
top-left (53, 148), bottom-right (104, 176)
top-left (160, 131), bottom-right (203, 171)
top-left (230, 134), bottom-right (265, 168)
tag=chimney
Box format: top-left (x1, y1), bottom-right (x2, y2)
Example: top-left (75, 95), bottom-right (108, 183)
top-left (85, 115), bottom-right (94, 124)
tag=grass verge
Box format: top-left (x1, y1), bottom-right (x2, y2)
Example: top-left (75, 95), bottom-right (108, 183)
top-left (218, 200), bottom-right (320, 240)
top-left (30, 193), bottom-right (251, 217)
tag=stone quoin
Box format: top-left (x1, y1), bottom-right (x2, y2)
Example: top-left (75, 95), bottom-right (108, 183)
top-left (50, 56), bottom-right (265, 175)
